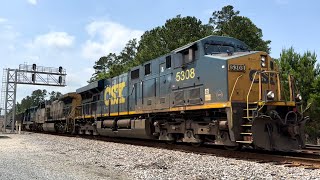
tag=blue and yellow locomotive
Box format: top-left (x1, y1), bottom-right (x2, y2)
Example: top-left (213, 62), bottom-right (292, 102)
top-left (22, 35), bottom-right (307, 151)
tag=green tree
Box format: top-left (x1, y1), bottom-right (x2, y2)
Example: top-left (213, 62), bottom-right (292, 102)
top-left (277, 48), bottom-right (318, 103)
top-left (16, 89), bottom-right (51, 113)
top-left (48, 91), bottom-right (62, 101)
top-left (32, 89), bottom-right (47, 105)
top-left (90, 15), bottom-right (212, 81)
top-left (276, 47), bottom-right (320, 142)
top-left (209, 5), bottom-right (239, 30)
top-left (90, 53), bottom-right (117, 82)
top-left (89, 39), bottom-right (138, 82)
top-left (135, 15), bottom-right (212, 64)
top-left (209, 5), bottom-right (271, 53)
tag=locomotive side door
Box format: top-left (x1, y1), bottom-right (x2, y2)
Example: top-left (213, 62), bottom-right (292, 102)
top-left (118, 73), bottom-right (128, 114)
top-left (171, 46), bottom-right (203, 108)
top-left (156, 56), bottom-right (172, 110)
top-left (129, 67), bottom-right (142, 112)
top-left (109, 76), bottom-right (119, 115)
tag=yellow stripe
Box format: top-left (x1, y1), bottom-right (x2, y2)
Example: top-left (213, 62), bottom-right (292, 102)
top-left (186, 102), bottom-right (231, 110)
top-left (69, 101), bottom-right (296, 120)
top-left (258, 101), bottom-right (296, 106)
top-left (76, 102), bottom-right (232, 119)
top-left (129, 111), bottom-right (139, 115)
top-left (84, 115), bottom-right (94, 118)
top-left (169, 102), bottom-right (231, 111)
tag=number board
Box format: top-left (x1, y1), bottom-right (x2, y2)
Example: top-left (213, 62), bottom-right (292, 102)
top-left (175, 68), bottom-right (195, 82)
top-left (229, 64), bottom-right (246, 72)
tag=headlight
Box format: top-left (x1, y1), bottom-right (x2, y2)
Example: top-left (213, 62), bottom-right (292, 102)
top-left (267, 91), bottom-right (275, 100)
top-left (261, 56), bottom-right (266, 67)
top-left (295, 94), bottom-right (302, 102)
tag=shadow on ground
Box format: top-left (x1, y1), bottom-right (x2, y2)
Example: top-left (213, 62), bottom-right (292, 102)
top-left (0, 136), bottom-right (11, 139)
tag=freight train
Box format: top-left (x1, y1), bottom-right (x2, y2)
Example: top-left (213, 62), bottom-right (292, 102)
top-left (18, 35), bottom-right (308, 151)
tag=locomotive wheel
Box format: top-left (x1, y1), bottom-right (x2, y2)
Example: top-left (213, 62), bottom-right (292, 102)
top-left (166, 140), bottom-right (175, 145)
top-left (191, 142), bottom-right (203, 147)
top-left (224, 144), bottom-right (242, 151)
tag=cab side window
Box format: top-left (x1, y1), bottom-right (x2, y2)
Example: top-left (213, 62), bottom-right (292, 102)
top-left (131, 69), bottom-right (139, 79)
top-left (182, 45), bottom-right (198, 64)
top-left (270, 60), bottom-right (274, 70)
top-left (166, 56), bottom-right (171, 69)
top-left (145, 63), bottom-right (151, 75)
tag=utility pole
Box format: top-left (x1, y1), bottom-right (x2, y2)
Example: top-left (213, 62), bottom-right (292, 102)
top-left (0, 64), bottom-right (67, 133)
top-left (0, 107), bottom-right (2, 132)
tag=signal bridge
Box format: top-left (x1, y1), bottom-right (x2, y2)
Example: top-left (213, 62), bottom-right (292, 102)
top-left (0, 64), bottom-right (67, 132)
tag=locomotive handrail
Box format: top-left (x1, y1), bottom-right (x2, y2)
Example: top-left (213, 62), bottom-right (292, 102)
top-left (260, 70), bottom-right (282, 101)
top-left (259, 70), bottom-right (279, 74)
top-left (229, 74), bottom-right (243, 130)
top-left (288, 75), bottom-right (293, 102)
top-left (229, 74), bottom-right (243, 102)
top-left (246, 71), bottom-right (259, 120)
top-left (246, 70), bottom-right (288, 121)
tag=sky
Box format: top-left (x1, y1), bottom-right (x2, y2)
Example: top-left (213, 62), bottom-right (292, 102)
top-left (0, 0), bottom-right (320, 104)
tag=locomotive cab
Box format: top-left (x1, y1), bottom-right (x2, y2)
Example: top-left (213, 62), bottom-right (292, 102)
top-left (194, 36), bottom-right (306, 151)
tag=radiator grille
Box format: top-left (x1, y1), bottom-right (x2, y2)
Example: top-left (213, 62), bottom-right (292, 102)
top-left (160, 97), bottom-right (166, 104)
top-left (189, 88), bottom-right (202, 105)
top-left (174, 91), bottom-right (184, 106)
top-left (189, 88), bottom-right (200, 99)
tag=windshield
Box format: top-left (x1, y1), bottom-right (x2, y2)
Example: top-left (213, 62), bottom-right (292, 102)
top-left (204, 43), bottom-right (235, 55)
top-left (203, 40), bottom-right (249, 55)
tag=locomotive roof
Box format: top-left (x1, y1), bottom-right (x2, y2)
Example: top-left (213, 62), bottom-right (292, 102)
top-left (76, 79), bottom-right (105, 94)
top-left (205, 51), bottom-right (260, 60)
top-left (80, 36), bottom-right (254, 88)
top-left (173, 35), bottom-right (249, 53)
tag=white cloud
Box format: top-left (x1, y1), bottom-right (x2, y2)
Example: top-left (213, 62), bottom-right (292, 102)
top-left (82, 20), bottom-right (143, 61)
top-left (0, 21), bottom-right (20, 41)
top-left (27, 0), bottom-right (37, 5)
top-left (29, 31), bottom-right (75, 49)
top-left (0, 17), bottom-right (8, 23)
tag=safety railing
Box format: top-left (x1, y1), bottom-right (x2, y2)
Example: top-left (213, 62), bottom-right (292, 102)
top-left (229, 74), bottom-right (244, 127)
top-left (245, 70), bottom-right (293, 120)
top-left (78, 100), bottom-right (106, 118)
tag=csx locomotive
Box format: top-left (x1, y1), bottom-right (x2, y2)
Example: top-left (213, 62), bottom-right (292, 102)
top-left (20, 35), bottom-right (307, 151)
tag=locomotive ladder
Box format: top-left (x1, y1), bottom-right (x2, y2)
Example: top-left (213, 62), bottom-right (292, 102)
top-left (66, 107), bottom-right (76, 133)
top-left (229, 74), bottom-right (256, 144)
top-left (236, 70), bottom-right (283, 144)
top-left (236, 102), bottom-right (258, 144)
top-left (237, 71), bottom-right (262, 144)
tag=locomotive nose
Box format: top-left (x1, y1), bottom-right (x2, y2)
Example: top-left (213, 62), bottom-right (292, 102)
top-left (251, 113), bottom-right (307, 152)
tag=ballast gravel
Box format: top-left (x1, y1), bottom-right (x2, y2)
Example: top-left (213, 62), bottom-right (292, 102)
top-left (0, 132), bottom-right (319, 180)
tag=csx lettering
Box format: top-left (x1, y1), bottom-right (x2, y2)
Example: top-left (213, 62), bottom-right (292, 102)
top-left (176, 68), bottom-right (195, 82)
top-left (104, 82), bottom-right (126, 106)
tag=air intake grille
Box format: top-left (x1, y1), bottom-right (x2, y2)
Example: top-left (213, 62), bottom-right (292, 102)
top-left (160, 97), bottom-right (166, 104)
top-left (189, 88), bottom-right (201, 105)
top-left (174, 91), bottom-right (184, 106)
top-left (189, 88), bottom-right (200, 99)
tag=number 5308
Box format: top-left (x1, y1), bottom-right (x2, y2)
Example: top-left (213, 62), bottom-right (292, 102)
top-left (176, 68), bottom-right (195, 82)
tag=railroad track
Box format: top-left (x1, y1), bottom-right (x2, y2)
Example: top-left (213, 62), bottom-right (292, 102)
top-left (300, 144), bottom-right (320, 156)
top-left (32, 131), bottom-right (320, 170)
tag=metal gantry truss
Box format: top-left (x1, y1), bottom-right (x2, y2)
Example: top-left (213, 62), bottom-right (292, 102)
top-left (0, 64), bottom-right (67, 132)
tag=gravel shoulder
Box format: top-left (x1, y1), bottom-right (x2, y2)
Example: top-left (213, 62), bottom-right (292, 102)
top-left (0, 132), bottom-right (320, 180)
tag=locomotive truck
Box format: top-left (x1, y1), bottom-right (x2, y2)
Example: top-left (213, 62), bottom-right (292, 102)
top-left (20, 35), bottom-right (307, 151)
